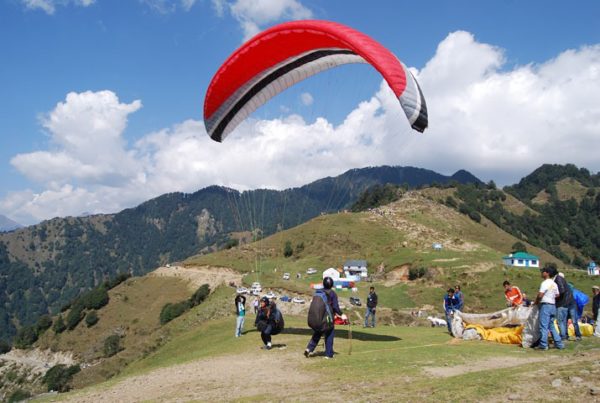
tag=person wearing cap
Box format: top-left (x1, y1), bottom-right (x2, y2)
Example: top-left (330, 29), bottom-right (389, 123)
top-left (304, 276), bottom-right (344, 359)
top-left (593, 286), bottom-right (600, 337)
top-left (534, 266), bottom-right (564, 350)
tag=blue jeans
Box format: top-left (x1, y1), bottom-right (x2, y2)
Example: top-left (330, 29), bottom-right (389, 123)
top-left (567, 302), bottom-right (582, 338)
top-left (364, 307), bottom-right (376, 327)
top-left (445, 311), bottom-right (454, 334)
top-left (307, 328), bottom-right (335, 358)
top-left (557, 307), bottom-right (569, 340)
top-left (539, 303), bottom-right (564, 349)
top-left (235, 315), bottom-right (245, 337)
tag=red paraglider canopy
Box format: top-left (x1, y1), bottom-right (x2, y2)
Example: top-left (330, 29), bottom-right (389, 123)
top-left (204, 20), bottom-right (427, 142)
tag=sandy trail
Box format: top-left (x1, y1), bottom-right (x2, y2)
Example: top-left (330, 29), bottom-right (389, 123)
top-left (63, 349), bottom-right (312, 402)
top-left (149, 265), bottom-right (243, 292)
top-left (424, 355), bottom-right (548, 378)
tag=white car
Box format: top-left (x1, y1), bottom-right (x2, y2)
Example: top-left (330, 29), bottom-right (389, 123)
top-left (265, 291), bottom-right (277, 299)
top-left (292, 297), bottom-right (305, 304)
top-left (236, 287), bottom-right (248, 294)
top-left (251, 289), bottom-right (261, 296)
top-left (282, 273), bottom-right (290, 280)
top-left (306, 268), bottom-right (318, 275)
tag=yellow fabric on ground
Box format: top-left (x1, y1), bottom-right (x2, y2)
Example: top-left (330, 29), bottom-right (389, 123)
top-left (569, 323), bottom-right (593, 337)
top-left (465, 324), bottom-right (523, 344)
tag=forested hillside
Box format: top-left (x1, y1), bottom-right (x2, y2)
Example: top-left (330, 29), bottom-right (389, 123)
top-left (0, 165), bottom-right (478, 342)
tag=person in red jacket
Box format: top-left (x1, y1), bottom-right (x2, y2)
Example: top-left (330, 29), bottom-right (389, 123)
top-left (503, 281), bottom-right (524, 307)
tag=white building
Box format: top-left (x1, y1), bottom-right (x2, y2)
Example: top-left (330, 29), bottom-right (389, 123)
top-left (322, 267), bottom-right (341, 281)
top-left (502, 252), bottom-right (540, 268)
top-left (343, 260), bottom-right (368, 279)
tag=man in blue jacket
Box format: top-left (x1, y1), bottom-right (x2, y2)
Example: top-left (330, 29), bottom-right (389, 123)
top-left (364, 287), bottom-right (378, 328)
top-left (443, 288), bottom-right (460, 335)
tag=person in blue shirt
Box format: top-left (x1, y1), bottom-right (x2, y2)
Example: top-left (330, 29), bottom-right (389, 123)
top-left (454, 284), bottom-right (464, 311)
top-left (443, 288), bottom-right (460, 335)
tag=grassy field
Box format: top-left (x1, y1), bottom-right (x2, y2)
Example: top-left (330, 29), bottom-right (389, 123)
top-left (42, 312), bottom-right (600, 402)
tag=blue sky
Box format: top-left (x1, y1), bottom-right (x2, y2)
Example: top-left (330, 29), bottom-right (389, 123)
top-left (1, 0), bottom-right (600, 224)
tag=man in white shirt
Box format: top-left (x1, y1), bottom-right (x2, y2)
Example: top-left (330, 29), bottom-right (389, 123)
top-left (534, 266), bottom-right (564, 350)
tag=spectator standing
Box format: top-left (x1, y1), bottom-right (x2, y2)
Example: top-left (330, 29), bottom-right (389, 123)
top-left (454, 285), bottom-right (464, 311)
top-left (234, 294), bottom-right (246, 337)
top-left (554, 271), bottom-right (574, 341)
top-left (443, 288), bottom-right (460, 335)
top-left (364, 287), bottom-right (378, 328)
top-left (534, 267), bottom-right (564, 350)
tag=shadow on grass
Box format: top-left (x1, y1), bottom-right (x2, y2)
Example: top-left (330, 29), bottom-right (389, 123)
top-left (282, 327), bottom-right (401, 342)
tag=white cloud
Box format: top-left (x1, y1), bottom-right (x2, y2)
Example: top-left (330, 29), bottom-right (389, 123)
top-left (213, 0), bottom-right (313, 40)
top-left (3, 32), bottom-right (600, 225)
top-left (181, 0), bottom-right (197, 11)
top-left (300, 92), bottom-right (313, 106)
top-left (21, 0), bottom-right (95, 14)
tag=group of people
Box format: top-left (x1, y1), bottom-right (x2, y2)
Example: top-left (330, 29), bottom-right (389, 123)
top-left (234, 279), bottom-right (380, 359)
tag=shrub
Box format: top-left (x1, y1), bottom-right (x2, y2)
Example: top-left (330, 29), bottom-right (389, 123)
top-left (36, 315), bottom-right (53, 334)
top-left (159, 301), bottom-right (190, 325)
top-left (0, 339), bottom-right (12, 354)
top-left (189, 284), bottom-right (210, 307)
top-left (85, 310), bottom-right (99, 327)
top-left (408, 267), bottom-right (428, 281)
top-left (103, 335), bottom-right (122, 357)
top-left (104, 272), bottom-right (131, 290)
top-left (42, 364), bottom-right (81, 392)
top-left (80, 287), bottom-right (109, 310)
top-left (283, 241), bottom-right (293, 258)
top-left (53, 315), bottom-right (66, 334)
top-left (65, 304), bottom-right (84, 330)
top-left (8, 389), bottom-right (31, 402)
top-left (13, 325), bottom-right (38, 349)
top-left (224, 239), bottom-right (239, 249)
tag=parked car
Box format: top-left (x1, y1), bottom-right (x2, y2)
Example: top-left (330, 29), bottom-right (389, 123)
top-left (349, 296), bottom-right (362, 306)
top-left (251, 289), bottom-right (261, 296)
top-left (279, 295), bottom-right (291, 302)
top-left (292, 297), bottom-right (306, 304)
top-left (306, 268), bottom-right (318, 275)
top-left (265, 291), bottom-right (277, 299)
top-left (236, 287), bottom-right (248, 294)
top-left (282, 273), bottom-right (290, 280)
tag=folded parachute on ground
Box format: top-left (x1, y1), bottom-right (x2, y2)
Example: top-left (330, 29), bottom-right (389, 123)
top-left (203, 20), bottom-right (428, 142)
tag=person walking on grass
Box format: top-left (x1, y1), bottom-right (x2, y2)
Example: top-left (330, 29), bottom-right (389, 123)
top-left (533, 266), bottom-right (564, 350)
top-left (364, 286), bottom-right (378, 328)
top-left (234, 294), bottom-right (246, 337)
top-left (304, 277), bottom-right (346, 359)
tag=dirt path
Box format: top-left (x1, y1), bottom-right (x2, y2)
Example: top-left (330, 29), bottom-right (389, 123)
top-left (0, 348), bottom-right (75, 373)
top-left (149, 265), bottom-right (243, 291)
top-left (424, 355), bottom-right (548, 378)
top-left (62, 350), bottom-right (311, 402)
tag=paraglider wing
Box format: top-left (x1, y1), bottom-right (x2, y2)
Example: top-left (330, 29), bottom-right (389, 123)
top-left (203, 20), bottom-right (428, 142)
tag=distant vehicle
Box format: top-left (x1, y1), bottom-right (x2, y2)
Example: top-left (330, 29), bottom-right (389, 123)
top-left (279, 295), bottom-right (291, 302)
top-left (265, 291), bottom-right (277, 299)
top-left (236, 287), bottom-right (248, 294)
top-left (349, 296), bottom-right (362, 306)
top-left (292, 297), bottom-right (306, 304)
top-left (306, 268), bottom-right (318, 275)
top-left (251, 289), bottom-right (261, 296)
top-left (283, 273), bottom-right (290, 280)
top-left (250, 282), bottom-right (262, 293)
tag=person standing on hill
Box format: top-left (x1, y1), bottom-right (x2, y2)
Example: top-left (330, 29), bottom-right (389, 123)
top-left (253, 297), bottom-right (259, 314)
top-left (443, 288), bottom-right (460, 335)
top-left (503, 281), bottom-right (524, 307)
top-left (593, 286), bottom-right (600, 337)
top-left (364, 286), bottom-right (378, 328)
top-left (234, 294), bottom-right (246, 337)
top-left (554, 271), bottom-right (574, 341)
top-left (304, 277), bottom-right (345, 359)
top-left (454, 285), bottom-right (464, 311)
top-left (534, 266), bottom-right (564, 350)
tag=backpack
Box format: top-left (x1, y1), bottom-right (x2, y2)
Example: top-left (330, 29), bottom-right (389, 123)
top-left (307, 289), bottom-right (333, 332)
top-left (271, 308), bottom-right (285, 335)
